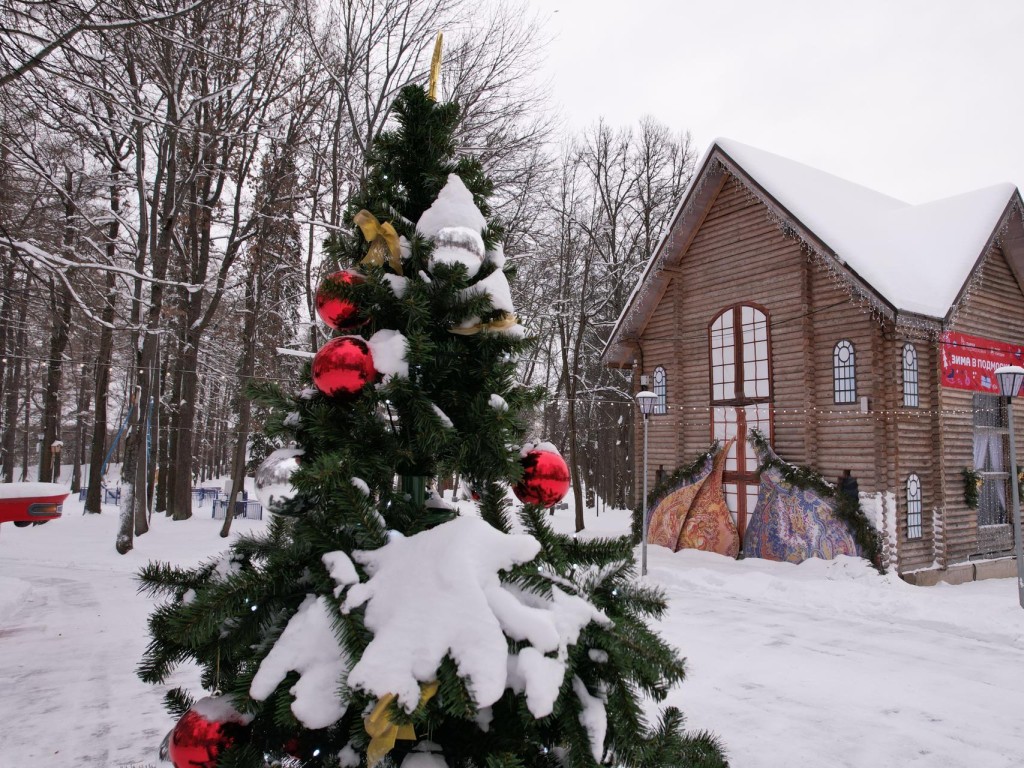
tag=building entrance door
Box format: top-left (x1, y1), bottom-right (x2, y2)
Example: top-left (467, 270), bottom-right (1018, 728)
top-left (709, 304), bottom-right (773, 539)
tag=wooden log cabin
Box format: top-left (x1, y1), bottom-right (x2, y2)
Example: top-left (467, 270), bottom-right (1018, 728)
top-left (603, 139), bottom-right (1024, 582)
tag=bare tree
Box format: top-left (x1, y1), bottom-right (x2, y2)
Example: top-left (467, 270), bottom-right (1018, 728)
top-left (0, 0), bottom-right (215, 88)
top-left (532, 118), bottom-right (696, 525)
top-left (0, 0), bottom-right (560, 548)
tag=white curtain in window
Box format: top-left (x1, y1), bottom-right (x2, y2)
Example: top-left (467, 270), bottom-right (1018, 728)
top-left (974, 432), bottom-right (1006, 508)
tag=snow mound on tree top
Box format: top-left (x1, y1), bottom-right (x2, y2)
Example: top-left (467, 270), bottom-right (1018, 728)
top-left (415, 175), bottom-right (487, 238)
top-left (342, 515), bottom-right (607, 713)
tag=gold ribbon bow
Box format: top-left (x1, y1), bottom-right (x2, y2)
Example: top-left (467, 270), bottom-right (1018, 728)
top-left (365, 680), bottom-right (439, 768)
top-left (354, 209), bottom-right (403, 275)
top-left (449, 312), bottom-right (519, 336)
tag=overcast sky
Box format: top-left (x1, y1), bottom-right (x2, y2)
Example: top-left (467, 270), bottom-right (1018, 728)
top-left (524, 0), bottom-right (1024, 203)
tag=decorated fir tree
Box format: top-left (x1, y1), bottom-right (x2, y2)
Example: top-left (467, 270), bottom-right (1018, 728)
top-left (137, 82), bottom-right (727, 768)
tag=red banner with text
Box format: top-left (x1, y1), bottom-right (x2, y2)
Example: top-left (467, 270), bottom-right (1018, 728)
top-left (940, 331), bottom-right (1024, 394)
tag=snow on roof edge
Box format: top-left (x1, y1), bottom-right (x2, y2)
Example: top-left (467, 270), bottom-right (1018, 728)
top-left (605, 138), bottom-right (1022, 365)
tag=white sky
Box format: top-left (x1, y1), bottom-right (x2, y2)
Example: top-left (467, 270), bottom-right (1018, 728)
top-left (525, 0), bottom-right (1024, 203)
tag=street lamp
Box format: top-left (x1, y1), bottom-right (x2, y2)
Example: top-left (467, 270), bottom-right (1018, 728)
top-left (636, 388), bottom-right (658, 577)
top-left (995, 365), bottom-right (1024, 609)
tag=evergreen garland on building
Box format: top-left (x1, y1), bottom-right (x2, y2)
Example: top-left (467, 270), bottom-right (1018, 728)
top-left (962, 467), bottom-right (982, 510)
top-left (748, 429), bottom-right (884, 573)
top-left (633, 442), bottom-right (721, 543)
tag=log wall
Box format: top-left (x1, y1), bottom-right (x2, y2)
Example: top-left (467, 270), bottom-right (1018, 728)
top-left (631, 174), bottom-right (1024, 574)
top-left (635, 175), bottom-right (887, 494)
top-left (893, 331), bottom-right (941, 572)
top-left (941, 246), bottom-right (1024, 565)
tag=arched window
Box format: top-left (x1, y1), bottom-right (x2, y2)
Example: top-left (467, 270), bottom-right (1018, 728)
top-left (906, 474), bottom-right (922, 539)
top-left (833, 340), bottom-right (857, 404)
top-left (653, 366), bottom-right (667, 415)
top-left (709, 304), bottom-right (772, 539)
top-left (902, 343), bottom-right (919, 407)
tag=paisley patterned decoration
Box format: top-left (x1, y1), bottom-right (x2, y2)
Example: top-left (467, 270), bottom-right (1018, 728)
top-left (742, 444), bottom-right (860, 564)
top-left (645, 454), bottom-right (714, 550)
top-left (676, 440), bottom-right (740, 557)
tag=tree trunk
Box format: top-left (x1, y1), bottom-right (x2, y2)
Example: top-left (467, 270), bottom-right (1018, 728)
top-left (38, 280), bottom-right (72, 484)
top-left (0, 258), bottom-right (12, 416)
top-left (21, 363), bottom-right (30, 481)
top-left (561, 311), bottom-right (587, 533)
top-left (70, 359), bottom-right (92, 493)
top-left (85, 173), bottom-right (122, 512)
top-left (221, 270), bottom-right (260, 537)
top-left (155, 338), bottom-right (173, 514)
top-left (117, 79), bottom-right (173, 553)
top-left (171, 334), bottom-right (201, 520)
top-left (85, 272), bottom-right (117, 513)
top-left (1, 269), bottom-right (28, 482)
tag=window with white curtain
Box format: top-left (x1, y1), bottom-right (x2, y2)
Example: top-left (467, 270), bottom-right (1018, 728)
top-left (973, 393), bottom-right (1008, 526)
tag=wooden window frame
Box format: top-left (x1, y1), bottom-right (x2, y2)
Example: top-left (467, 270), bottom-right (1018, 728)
top-left (906, 473), bottom-right (922, 539)
top-left (902, 343), bottom-right (919, 408)
top-left (653, 366), bottom-right (667, 415)
top-left (833, 339), bottom-right (857, 404)
top-left (973, 393), bottom-right (1009, 528)
top-left (707, 303), bottom-right (774, 539)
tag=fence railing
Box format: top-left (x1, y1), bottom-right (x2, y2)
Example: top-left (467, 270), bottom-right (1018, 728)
top-left (212, 498), bottom-right (263, 520)
top-left (77, 485), bottom-right (260, 519)
top-left (77, 486), bottom-right (122, 505)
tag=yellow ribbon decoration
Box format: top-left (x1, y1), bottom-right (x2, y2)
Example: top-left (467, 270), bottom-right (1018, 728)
top-left (354, 209), bottom-right (403, 275)
top-left (449, 312), bottom-right (519, 336)
top-left (428, 32), bottom-right (443, 101)
top-left (365, 681), bottom-right (439, 768)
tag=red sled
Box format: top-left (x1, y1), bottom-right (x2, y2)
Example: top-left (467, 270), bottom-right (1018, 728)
top-left (0, 483), bottom-right (68, 527)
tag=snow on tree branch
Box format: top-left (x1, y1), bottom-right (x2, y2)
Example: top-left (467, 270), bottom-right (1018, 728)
top-left (342, 515), bottom-right (608, 713)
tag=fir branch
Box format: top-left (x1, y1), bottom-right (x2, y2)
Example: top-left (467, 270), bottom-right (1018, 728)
top-left (962, 466), bottom-right (982, 509)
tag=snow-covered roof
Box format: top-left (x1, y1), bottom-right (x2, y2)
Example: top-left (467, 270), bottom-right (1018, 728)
top-left (715, 138), bottom-right (1016, 317)
top-left (604, 138), bottom-right (1022, 367)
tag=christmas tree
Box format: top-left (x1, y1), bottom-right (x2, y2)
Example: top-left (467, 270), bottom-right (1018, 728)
top-left (137, 82), bottom-right (727, 768)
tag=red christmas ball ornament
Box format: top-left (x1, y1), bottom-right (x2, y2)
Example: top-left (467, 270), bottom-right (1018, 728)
top-left (315, 270), bottom-right (365, 331)
top-left (513, 447), bottom-right (570, 507)
top-left (168, 697), bottom-right (251, 768)
top-left (312, 336), bottom-right (377, 398)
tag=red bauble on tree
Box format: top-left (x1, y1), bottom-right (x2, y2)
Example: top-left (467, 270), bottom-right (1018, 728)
top-left (315, 270), bottom-right (365, 331)
top-left (513, 446), bottom-right (570, 508)
top-left (167, 697), bottom-right (251, 768)
top-left (312, 336), bottom-right (377, 398)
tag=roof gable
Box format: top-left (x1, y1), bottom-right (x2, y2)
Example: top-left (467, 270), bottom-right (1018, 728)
top-left (716, 139), bottom-right (1016, 317)
top-left (604, 139), bottom-right (1020, 367)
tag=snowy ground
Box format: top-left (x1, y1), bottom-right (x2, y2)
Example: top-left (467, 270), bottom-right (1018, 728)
top-left (2, 492), bottom-right (1024, 767)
